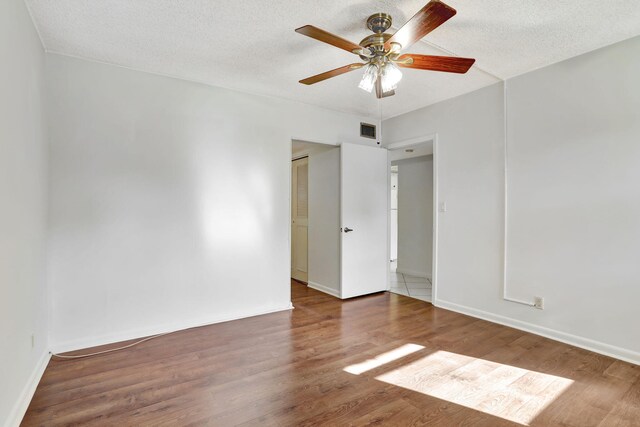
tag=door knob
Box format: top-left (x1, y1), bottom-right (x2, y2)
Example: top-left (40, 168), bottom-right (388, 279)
top-left (344, 227), bottom-right (354, 233)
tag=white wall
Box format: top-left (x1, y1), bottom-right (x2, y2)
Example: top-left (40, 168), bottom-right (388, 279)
top-left (505, 35), bottom-right (640, 360)
top-left (382, 35), bottom-right (640, 363)
top-left (308, 147), bottom-right (341, 296)
top-left (0, 0), bottom-right (49, 425)
top-left (395, 156), bottom-right (433, 278)
top-left (45, 53), bottom-right (378, 352)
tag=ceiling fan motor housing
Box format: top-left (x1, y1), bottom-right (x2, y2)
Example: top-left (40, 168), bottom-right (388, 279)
top-left (359, 14), bottom-right (395, 60)
top-left (358, 32), bottom-right (393, 60)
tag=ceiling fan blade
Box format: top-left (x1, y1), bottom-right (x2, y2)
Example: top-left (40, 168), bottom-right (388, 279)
top-left (396, 54), bottom-right (475, 73)
top-left (375, 77), bottom-right (395, 99)
top-left (299, 63), bottom-right (364, 85)
top-left (295, 25), bottom-right (362, 54)
top-left (385, 0), bottom-right (456, 51)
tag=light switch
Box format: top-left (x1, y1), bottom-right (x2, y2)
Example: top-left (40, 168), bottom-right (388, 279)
top-left (439, 202), bottom-right (447, 212)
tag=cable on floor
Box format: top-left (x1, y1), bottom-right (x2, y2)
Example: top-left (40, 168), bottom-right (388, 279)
top-left (51, 332), bottom-right (172, 360)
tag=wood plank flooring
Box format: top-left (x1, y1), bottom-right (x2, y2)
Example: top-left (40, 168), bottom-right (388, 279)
top-left (23, 282), bottom-right (640, 426)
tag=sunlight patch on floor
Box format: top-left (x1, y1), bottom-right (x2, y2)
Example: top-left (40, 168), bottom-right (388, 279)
top-left (343, 343), bottom-right (425, 375)
top-left (373, 349), bottom-right (573, 425)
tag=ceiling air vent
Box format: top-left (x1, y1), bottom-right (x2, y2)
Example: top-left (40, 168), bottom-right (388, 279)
top-left (360, 122), bottom-right (376, 139)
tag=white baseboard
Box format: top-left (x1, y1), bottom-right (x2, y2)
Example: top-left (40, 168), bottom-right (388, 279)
top-left (51, 303), bottom-right (294, 354)
top-left (396, 268), bottom-right (431, 279)
top-left (5, 350), bottom-right (51, 427)
top-left (435, 298), bottom-right (640, 366)
top-left (307, 281), bottom-right (341, 298)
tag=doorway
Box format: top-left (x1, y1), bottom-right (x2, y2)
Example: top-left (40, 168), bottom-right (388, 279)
top-left (290, 140), bottom-right (341, 297)
top-left (289, 140), bottom-right (388, 299)
top-left (388, 141), bottom-right (435, 302)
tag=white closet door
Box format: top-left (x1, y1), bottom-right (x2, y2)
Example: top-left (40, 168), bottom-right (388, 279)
top-left (340, 143), bottom-right (388, 298)
top-left (291, 157), bottom-right (309, 282)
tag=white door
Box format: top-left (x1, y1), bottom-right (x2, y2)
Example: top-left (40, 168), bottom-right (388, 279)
top-left (390, 169), bottom-right (398, 261)
top-left (340, 143), bottom-right (388, 298)
top-left (291, 157), bottom-right (309, 282)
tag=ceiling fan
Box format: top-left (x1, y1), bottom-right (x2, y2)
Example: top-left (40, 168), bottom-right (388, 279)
top-left (295, 0), bottom-right (475, 98)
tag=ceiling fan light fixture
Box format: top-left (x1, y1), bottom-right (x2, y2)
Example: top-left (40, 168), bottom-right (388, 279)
top-left (381, 62), bottom-right (402, 93)
top-left (358, 63), bottom-right (377, 93)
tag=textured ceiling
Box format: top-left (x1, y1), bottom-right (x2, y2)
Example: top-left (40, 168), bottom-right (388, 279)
top-left (26, 0), bottom-right (640, 119)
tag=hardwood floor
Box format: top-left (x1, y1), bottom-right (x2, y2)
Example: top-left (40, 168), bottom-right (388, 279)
top-left (23, 282), bottom-right (640, 426)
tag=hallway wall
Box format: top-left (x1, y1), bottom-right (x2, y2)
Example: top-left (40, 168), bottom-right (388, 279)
top-left (395, 156), bottom-right (433, 278)
top-left (308, 146), bottom-right (341, 296)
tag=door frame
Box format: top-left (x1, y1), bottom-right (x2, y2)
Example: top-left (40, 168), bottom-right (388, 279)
top-left (386, 133), bottom-right (440, 303)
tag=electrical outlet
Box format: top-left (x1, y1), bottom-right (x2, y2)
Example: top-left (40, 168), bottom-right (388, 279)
top-left (534, 297), bottom-right (544, 310)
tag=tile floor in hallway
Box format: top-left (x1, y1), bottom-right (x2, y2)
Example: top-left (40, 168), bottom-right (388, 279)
top-left (390, 271), bottom-right (432, 302)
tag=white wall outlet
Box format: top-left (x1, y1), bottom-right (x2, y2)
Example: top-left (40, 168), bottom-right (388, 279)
top-left (534, 297), bottom-right (544, 310)
top-left (439, 202), bottom-right (447, 212)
